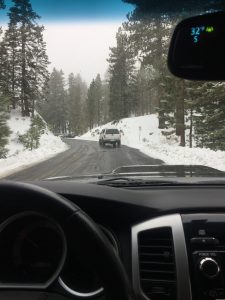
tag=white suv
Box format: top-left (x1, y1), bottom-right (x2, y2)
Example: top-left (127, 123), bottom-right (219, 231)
top-left (99, 128), bottom-right (121, 147)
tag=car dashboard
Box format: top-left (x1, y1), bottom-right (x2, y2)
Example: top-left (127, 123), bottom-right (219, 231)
top-left (1, 181), bottom-right (225, 300)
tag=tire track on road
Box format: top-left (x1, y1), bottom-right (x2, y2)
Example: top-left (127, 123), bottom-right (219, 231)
top-left (5, 139), bottom-right (164, 180)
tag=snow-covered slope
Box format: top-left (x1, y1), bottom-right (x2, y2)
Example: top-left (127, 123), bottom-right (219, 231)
top-left (77, 114), bottom-right (225, 172)
top-left (0, 109), bottom-right (68, 178)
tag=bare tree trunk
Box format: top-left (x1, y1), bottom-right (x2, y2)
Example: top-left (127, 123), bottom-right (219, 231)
top-left (97, 98), bottom-right (100, 125)
top-left (156, 17), bottom-right (166, 129)
top-left (21, 25), bottom-right (29, 116)
top-left (31, 98), bottom-right (35, 117)
top-left (175, 80), bottom-right (185, 146)
top-left (12, 49), bottom-right (16, 109)
top-left (189, 108), bottom-right (193, 148)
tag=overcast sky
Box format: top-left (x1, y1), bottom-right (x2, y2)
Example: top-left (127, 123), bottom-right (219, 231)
top-left (43, 22), bottom-right (121, 84)
top-left (0, 0), bottom-right (133, 84)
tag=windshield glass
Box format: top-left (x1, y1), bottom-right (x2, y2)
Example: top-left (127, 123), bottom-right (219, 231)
top-left (105, 129), bottom-right (119, 134)
top-left (0, 0), bottom-right (225, 180)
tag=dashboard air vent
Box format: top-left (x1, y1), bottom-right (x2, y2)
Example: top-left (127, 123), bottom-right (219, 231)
top-left (138, 227), bottom-right (176, 300)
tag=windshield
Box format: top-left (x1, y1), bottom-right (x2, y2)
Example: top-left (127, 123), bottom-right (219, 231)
top-left (105, 129), bottom-right (120, 134)
top-left (0, 0), bottom-right (225, 180)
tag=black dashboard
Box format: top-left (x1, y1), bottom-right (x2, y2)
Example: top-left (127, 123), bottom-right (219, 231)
top-left (2, 180), bottom-right (225, 300)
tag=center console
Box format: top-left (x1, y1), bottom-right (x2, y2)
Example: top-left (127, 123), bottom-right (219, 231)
top-left (182, 214), bottom-right (225, 300)
top-left (132, 213), bottom-right (225, 300)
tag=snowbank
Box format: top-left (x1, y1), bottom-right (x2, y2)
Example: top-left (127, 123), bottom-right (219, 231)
top-left (77, 114), bottom-right (225, 172)
top-left (0, 109), bottom-right (68, 178)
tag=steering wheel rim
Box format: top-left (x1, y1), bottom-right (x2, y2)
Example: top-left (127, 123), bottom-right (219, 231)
top-left (0, 181), bottom-right (134, 300)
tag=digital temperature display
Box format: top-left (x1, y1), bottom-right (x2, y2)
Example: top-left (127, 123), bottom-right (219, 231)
top-left (191, 26), bottom-right (214, 43)
top-left (168, 10), bottom-right (225, 80)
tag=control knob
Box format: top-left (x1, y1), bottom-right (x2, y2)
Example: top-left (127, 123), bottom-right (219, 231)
top-left (199, 257), bottom-right (220, 279)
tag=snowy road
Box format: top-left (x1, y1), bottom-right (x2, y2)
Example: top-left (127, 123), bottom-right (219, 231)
top-left (5, 139), bottom-right (164, 180)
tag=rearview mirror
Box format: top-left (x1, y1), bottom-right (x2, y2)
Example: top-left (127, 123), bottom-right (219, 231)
top-left (168, 11), bottom-right (225, 80)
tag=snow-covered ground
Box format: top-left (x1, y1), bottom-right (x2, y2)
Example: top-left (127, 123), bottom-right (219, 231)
top-left (0, 109), bottom-right (68, 178)
top-left (77, 114), bottom-right (225, 172)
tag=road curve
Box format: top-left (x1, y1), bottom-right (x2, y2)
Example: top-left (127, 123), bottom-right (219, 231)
top-left (5, 139), bottom-right (164, 181)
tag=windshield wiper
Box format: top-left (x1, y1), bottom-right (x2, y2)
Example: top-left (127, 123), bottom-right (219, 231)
top-left (97, 177), bottom-right (181, 187)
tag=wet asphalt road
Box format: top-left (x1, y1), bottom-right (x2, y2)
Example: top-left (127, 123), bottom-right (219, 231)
top-left (6, 139), bottom-right (164, 181)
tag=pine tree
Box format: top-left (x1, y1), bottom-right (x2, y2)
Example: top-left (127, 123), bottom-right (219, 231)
top-left (0, 93), bottom-right (10, 158)
top-left (86, 80), bottom-right (97, 130)
top-left (8, 0), bottom-right (49, 116)
top-left (67, 73), bottom-right (77, 134)
top-left (73, 74), bottom-right (85, 135)
top-left (94, 74), bottom-right (103, 125)
top-left (0, 33), bottom-right (8, 95)
top-left (123, 0), bottom-right (225, 17)
top-left (67, 73), bottom-right (86, 135)
top-left (39, 69), bottom-right (67, 134)
top-left (1, 23), bottom-right (21, 108)
top-left (129, 66), bottom-right (155, 116)
top-left (39, 71), bottom-right (87, 136)
top-left (192, 82), bottom-right (225, 150)
top-left (0, 0), bottom-right (5, 9)
top-left (28, 25), bottom-right (49, 116)
top-left (123, 16), bottom-right (173, 128)
top-left (0, 0), bottom-right (10, 158)
top-left (18, 114), bottom-right (46, 150)
top-left (156, 73), bottom-right (177, 130)
top-left (108, 28), bottom-right (135, 120)
top-left (101, 79), bottom-right (110, 124)
top-left (85, 75), bottom-right (106, 129)
top-left (123, 14), bottom-right (189, 145)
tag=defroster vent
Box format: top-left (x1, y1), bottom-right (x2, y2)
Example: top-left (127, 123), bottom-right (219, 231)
top-left (138, 227), bottom-right (176, 300)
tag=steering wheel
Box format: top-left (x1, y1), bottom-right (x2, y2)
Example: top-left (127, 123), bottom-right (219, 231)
top-left (0, 181), bottom-right (134, 300)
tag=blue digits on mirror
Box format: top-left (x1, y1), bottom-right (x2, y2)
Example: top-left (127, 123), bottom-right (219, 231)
top-left (191, 26), bottom-right (205, 43)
